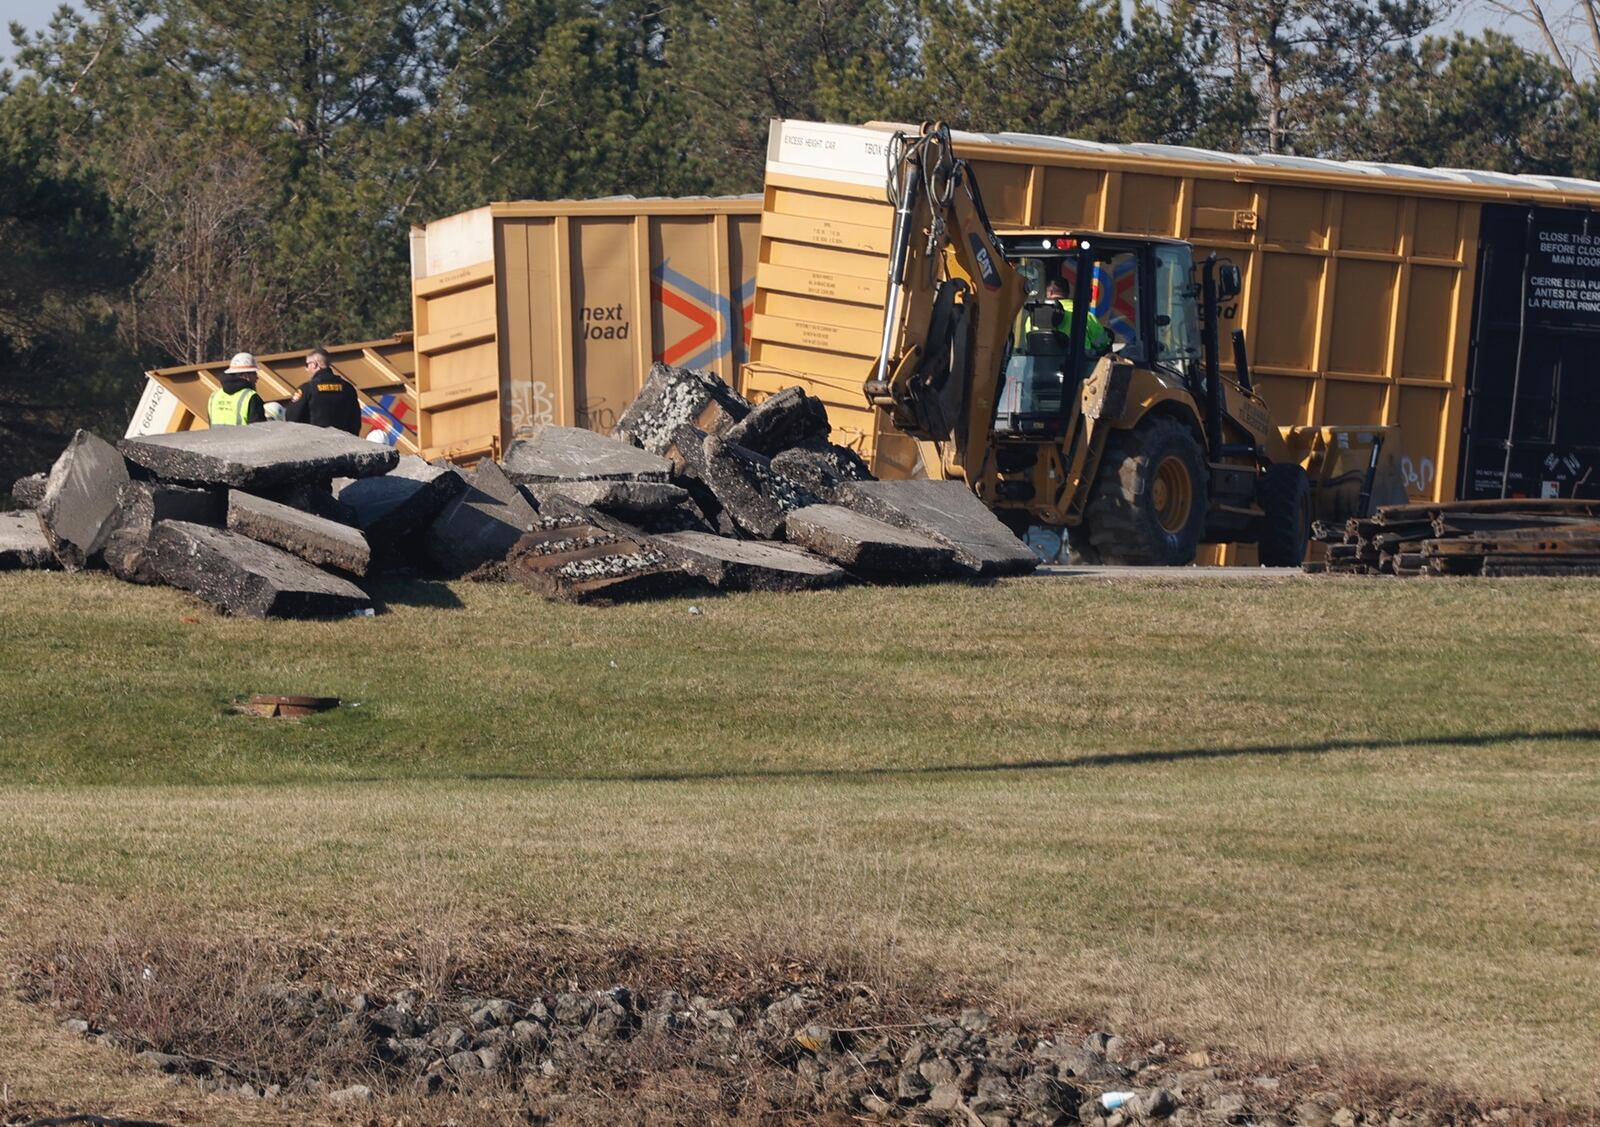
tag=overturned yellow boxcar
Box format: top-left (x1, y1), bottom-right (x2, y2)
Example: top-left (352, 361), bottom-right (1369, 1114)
top-left (748, 120), bottom-right (1600, 515)
top-left (408, 197), bottom-right (762, 462)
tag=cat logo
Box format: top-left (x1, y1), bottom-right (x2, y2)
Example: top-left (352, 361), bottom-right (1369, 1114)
top-left (968, 234), bottom-right (1002, 291)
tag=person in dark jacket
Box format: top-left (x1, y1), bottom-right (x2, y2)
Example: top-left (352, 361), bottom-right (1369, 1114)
top-left (285, 347), bottom-right (361, 434)
top-left (208, 352), bottom-right (267, 426)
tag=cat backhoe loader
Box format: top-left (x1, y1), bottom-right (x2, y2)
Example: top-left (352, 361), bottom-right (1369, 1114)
top-left (866, 122), bottom-right (1397, 564)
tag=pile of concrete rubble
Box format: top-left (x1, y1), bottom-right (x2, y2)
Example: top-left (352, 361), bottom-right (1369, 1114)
top-left (1, 364), bottom-right (1036, 617)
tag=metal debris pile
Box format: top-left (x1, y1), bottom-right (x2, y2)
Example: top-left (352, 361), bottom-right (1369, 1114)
top-left (1306, 498), bottom-right (1600, 577)
top-left (1, 363), bottom-right (1036, 617)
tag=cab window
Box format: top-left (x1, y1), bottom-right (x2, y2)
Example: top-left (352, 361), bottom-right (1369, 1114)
top-left (1154, 245), bottom-right (1202, 380)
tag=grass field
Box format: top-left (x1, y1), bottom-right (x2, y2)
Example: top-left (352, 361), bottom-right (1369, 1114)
top-left (1, 570), bottom-right (1598, 1118)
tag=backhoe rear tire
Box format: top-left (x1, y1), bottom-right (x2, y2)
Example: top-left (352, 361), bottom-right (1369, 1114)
top-left (1258, 462), bottom-right (1312, 567)
top-left (1087, 414), bottom-right (1208, 566)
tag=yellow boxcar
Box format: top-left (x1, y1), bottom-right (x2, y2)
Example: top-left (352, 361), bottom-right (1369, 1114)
top-left (748, 120), bottom-right (1600, 515)
top-left (409, 197), bottom-right (762, 461)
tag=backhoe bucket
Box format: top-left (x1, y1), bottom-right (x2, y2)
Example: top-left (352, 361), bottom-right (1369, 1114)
top-left (1283, 426), bottom-right (1409, 525)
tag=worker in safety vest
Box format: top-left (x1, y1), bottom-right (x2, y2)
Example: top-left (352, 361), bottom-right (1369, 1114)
top-left (285, 347), bottom-right (361, 434)
top-left (207, 353), bottom-right (267, 426)
top-left (1026, 278), bottom-right (1113, 357)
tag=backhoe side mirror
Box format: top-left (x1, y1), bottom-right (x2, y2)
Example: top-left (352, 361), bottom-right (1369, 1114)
top-left (1217, 264), bottom-right (1242, 302)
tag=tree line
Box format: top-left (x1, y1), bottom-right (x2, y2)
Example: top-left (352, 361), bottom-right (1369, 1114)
top-left (2, 0), bottom-right (1598, 480)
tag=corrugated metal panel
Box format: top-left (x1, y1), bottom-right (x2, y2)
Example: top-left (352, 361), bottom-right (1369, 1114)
top-left (410, 197), bottom-right (762, 461)
top-left (749, 120), bottom-right (1600, 516)
top-left (139, 336), bottom-right (418, 451)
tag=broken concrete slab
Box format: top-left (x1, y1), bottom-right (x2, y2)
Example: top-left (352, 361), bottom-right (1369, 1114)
top-left (505, 514), bottom-right (697, 604)
top-left (653, 531), bottom-right (845, 592)
top-left (723, 386), bottom-right (830, 457)
top-left (612, 362), bottom-right (752, 454)
top-left (834, 480), bottom-right (1039, 576)
top-left (698, 435), bottom-right (821, 540)
top-left (335, 456), bottom-right (468, 549)
top-left (0, 511), bottom-right (57, 570)
top-left (524, 479), bottom-right (689, 516)
top-left (148, 521), bottom-right (371, 618)
top-left (10, 473), bottom-right (47, 508)
top-left (228, 491), bottom-right (372, 576)
top-left (770, 442), bottom-right (875, 501)
top-left (425, 459), bottom-right (538, 576)
top-left (103, 481), bottom-right (226, 584)
top-left (501, 426), bottom-right (672, 484)
top-left (36, 429), bottom-right (131, 569)
top-left (256, 480), bottom-right (358, 527)
top-left (119, 422), bottom-right (397, 491)
top-left (784, 504), bottom-right (956, 578)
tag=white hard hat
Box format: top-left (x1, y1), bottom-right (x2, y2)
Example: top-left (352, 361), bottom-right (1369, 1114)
top-left (264, 401), bottom-right (287, 421)
top-left (366, 428), bottom-right (390, 443)
top-left (224, 352), bottom-right (258, 374)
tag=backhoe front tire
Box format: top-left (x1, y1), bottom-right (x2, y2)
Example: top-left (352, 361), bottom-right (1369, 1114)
top-left (1087, 415), bottom-right (1208, 566)
top-left (1258, 462), bottom-right (1312, 567)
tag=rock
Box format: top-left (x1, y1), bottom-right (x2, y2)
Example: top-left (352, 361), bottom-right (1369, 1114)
top-left (227, 490), bottom-right (371, 575)
top-left (553, 992), bottom-right (596, 1026)
top-left (897, 1067), bottom-right (932, 1101)
top-left (723, 385), bottom-right (831, 456)
top-left (973, 1073), bottom-right (1016, 1111)
top-left (1019, 1071), bottom-right (1076, 1114)
top-left (147, 521), bottom-right (371, 618)
top-left (1331, 1109), bottom-right (1360, 1127)
top-left (10, 472), bottom-right (48, 508)
top-left (653, 531), bottom-right (846, 592)
top-left (861, 1091), bottom-right (896, 1116)
top-left (1143, 1087), bottom-right (1179, 1118)
top-left (470, 999), bottom-right (519, 1029)
top-left (446, 1049), bottom-right (483, 1074)
top-left (835, 479), bottom-right (1038, 576)
top-left (328, 1084), bottom-right (374, 1105)
top-left (476, 1046), bottom-right (502, 1070)
top-left (63, 1018), bottom-right (91, 1035)
top-left (1208, 1092), bottom-right (1247, 1120)
top-left (699, 434), bottom-right (822, 539)
top-left (525, 479), bottom-right (690, 515)
top-left (367, 1005), bottom-right (420, 1038)
top-left (920, 1057), bottom-right (960, 1087)
top-left (425, 459), bottom-right (538, 576)
top-left (505, 512), bottom-right (696, 604)
top-left (502, 425), bottom-right (672, 484)
top-left (120, 421), bottom-right (397, 490)
top-left (927, 1080), bottom-right (963, 1111)
top-left (102, 481), bottom-right (225, 583)
top-left (0, 512), bottom-right (57, 571)
top-left (512, 1020), bottom-right (548, 1049)
top-left (960, 1008), bottom-right (992, 1033)
top-left (137, 1050), bottom-right (197, 1074)
top-left (613, 361), bottom-right (752, 454)
top-left (784, 503), bottom-right (955, 578)
top-left (37, 429), bottom-right (130, 569)
top-left (1294, 1106), bottom-right (1334, 1127)
top-left (336, 455), bottom-right (468, 550)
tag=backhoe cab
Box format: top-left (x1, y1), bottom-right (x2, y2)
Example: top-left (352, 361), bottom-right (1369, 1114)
top-left (866, 122), bottom-right (1363, 566)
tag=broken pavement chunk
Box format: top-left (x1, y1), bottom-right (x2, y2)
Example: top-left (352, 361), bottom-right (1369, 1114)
top-left (698, 435), bottom-right (820, 540)
top-left (148, 521), bottom-right (371, 618)
top-left (228, 490), bottom-right (372, 576)
top-left (723, 386), bottom-right (830, 457)
top-left (36, 429), bottom-right (131, 570)
top-left (10, 472), bottom-right (48, 508)
top-left (506, 514), bottom-right (695, 603)
top-left (784, 504), bottom-right (955, 578)
top-left (104, 481), bottom-right (226, 584)
top-left (834, 480), bottom-right (1038, 576)
top-left (612, 361), bottom-right (751, 454)
top-left (653, 531), bottom-right (845, 592)
top-left (0, 511), bottom-right (57, 570)
top-left (425, 459), bottom-right (537, 576)
top-left (770, 442), bottom-right (875, 501)
top-left (524, 479), bottom-right (689, 516)
top-left (119, 422), bottom-right (398, 491)
top-left (336, 456), bottom-right (468, 548)
top-left (501, 426), bottom-right (672, 484)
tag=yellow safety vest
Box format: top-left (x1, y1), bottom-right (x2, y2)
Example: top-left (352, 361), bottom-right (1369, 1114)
top-left (208, 387), bottom-right (259, 426)
top-left (1025, 299), bottom-right (1112, 355)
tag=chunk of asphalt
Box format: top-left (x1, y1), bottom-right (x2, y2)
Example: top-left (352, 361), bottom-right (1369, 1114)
top-left (119, 422), bottom-right (398, 491)
top-left (0, 511), bottom-right (58, 570)
top-left (698, 435), bottom-right (820, 540)
top-left (425, 459), bottom-right (538, 576)
top-left (834, 480), bottom-right (1039, 576)
top-left (784, 504), bottom-right (956, 578)
top-left (723, 386), bottom-right (831, 457)
top-left (228, 490), bottom-right (372, 576)
top-left (524, 479), bottom-right (689, 516)
top-left (104, 481), bottom-right (226, 584)
top-left (336, 456), bottom-right (468, 548)
top-left (148, 521), bottom-right (371, 618)
top-left (505, 514), bottom-right (697, 604)
top-left (653, 531), bottom-right (845, 592)
top-left (501, 426), bottom-right (672, 484)
top-left (255, 479), bottom-right (359, 527)
top-left (612, 361), bottom-right (752, 454)
top-left (10, 472), bottom-right (48, 508)
top-left (770, 442), bottom-right (875, 501)
top-left (37, 429), bottom-right (131, 569)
